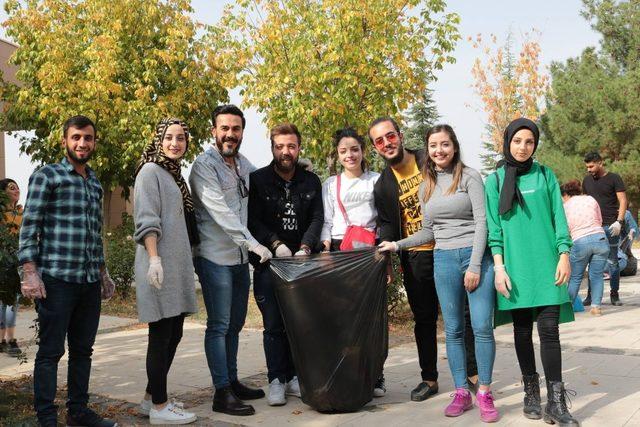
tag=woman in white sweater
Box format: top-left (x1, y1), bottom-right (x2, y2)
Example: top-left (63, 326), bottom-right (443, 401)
top-left (320, 127), bottom-right (383, 393)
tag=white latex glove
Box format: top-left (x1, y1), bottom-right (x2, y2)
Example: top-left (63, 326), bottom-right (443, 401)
top-left (377, 241), bottom-right (398, 253)
top-left (275, 244), bottom-right (293, 258)
top-left (629, 229), bottom-right (636, 241)
top-left (20, 262), bottom-right (47, 299)
top-left (609, 220), bottom-right (622, 237)
top-left (147, 256), bottom-right (164, 289)
top-left (251, 243), bottom-right (273, 263)
top-left (494, 267), bottom-right (512, 299)
top-left (100, 269), bottom-right (116, 300)
top-left (294, 250), bottom-right (307, 256)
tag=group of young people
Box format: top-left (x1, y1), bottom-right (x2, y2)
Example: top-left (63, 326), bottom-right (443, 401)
top-left (16, 105), bottom-right (630, 427)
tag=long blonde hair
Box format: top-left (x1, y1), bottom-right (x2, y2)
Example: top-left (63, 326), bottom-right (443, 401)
top-left (422, 124), bottom-right (465, 201)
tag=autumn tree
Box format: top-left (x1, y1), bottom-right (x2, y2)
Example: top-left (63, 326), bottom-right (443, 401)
top-left (0, 0), bottom-right (235, 215)
top-left (470, 32), bottom-right (549, 173)
top-left (542, 0), bottom-right (640, 206)
top-left (403, 88), bottom-right (440, 150)
top-left (223, 0), bottom-right (460, 175)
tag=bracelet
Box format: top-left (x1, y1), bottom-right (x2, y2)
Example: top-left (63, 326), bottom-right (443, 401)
top-left (271, 240), bottom-right (284, 250)
top-left (493, 264), bottom-right (506, 271)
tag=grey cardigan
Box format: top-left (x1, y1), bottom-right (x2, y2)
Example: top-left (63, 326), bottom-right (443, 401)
top-left (133, 163), bottom-right (197, 324)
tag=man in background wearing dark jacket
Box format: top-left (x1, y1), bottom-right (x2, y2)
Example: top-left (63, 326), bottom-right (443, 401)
top-left (369, 116), bottom-right (441, 402)
top-left (248, 123), bottom-right (324, 407)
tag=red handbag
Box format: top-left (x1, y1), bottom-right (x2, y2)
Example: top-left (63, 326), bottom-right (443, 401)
top-left (336, 174), bottom-right (376, 251)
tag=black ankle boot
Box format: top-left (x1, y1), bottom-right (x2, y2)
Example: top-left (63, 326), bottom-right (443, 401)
top-left (212, 386), bottom-right (255, 416)
top-left (544, 380), bottom-right (579, 426)
top-left (582, 289), bottom-right (591, 306)
top-left (610, 290), bottom-right (622, 306)
top-left (231, 380), bottom-right (265, 400)
top-left (522, 373), bottom-right (542, 419)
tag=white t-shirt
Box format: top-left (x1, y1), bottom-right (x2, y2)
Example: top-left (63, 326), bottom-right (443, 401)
top-left (321, 170), bottom-right (380, 241)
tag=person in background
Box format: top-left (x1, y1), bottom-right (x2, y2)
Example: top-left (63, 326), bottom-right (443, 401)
top-left (582, 151), bottom-right (627, 306)
top-left (560, 180), bottom-right (609, 316)
top-left (248, 123), bottom-right (324, 406)
top-left (485, 118), bottom-right (578, 426)
top-left (133, 118), bottom-right (198, 425)
top-left (18, 115), bottom-right (117, 427)
top-left (378, 124), bottom-right (498, 422)
top-left (320, 127), bottom-right (384, 396)
top-left (0, 178), bottom-right (23, 357)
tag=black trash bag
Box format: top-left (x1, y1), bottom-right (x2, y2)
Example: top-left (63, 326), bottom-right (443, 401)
top-left (269, 247), bottom-right (388, 413)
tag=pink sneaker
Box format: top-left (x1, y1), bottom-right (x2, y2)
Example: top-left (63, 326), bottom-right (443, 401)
top-left (476, 390), bottom-right (499, 423)
top-left (444, 388), bottom-right (473, 417)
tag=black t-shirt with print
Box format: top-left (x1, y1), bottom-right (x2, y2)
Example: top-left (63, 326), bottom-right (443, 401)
top-left (582, 172), bottom-right (625, 226)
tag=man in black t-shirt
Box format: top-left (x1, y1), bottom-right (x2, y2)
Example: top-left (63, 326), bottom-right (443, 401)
top-left (583, 151), bottom-right (628, 306)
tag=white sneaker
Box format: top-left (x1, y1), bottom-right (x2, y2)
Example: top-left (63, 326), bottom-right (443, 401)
top-left (139, 398), bottom-right (152, 416)
top-left (285, 376), bottom-right (302, 397)
top-left (268, 379), bottom-right (287, 406)
top-left (149, 401), bottom-right (197, 425)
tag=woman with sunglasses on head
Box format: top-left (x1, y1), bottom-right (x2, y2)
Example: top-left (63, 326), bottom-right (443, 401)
top-left (379, 124), bottom-right (498, 423)
top-left (485, 118), bottom-right (579, 426)
top-left (0, 178), bottom-right (23, 357)
top-left (320, 127), bottom-right (383, 394)
top-left (133, 118), bottom-right (199, 425)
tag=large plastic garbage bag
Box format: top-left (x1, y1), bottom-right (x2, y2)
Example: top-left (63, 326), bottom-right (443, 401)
top-left (269, 248), bottom-right (388, 412)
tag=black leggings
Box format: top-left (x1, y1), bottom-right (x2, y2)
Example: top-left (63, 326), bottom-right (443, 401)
top-left (146, 314), bottom-right (185, 404)
top-left (512, 305), bottom-right (562, 382)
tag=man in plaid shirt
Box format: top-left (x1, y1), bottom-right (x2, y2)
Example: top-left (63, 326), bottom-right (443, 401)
top-left (18, 115), bottom-right (117, 427)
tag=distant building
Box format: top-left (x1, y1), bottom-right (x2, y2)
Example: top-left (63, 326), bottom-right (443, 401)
top-left (0, 37), bottom-right (131, 227)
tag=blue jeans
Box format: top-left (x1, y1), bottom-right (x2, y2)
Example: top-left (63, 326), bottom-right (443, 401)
top-left (568, 233), bottom-right (609, 306)
top-left (433, 247), bottom-right (495, 389)
top-left (253, 265), bottom-right (295, 383)
top-left (34, 274), bottom-right (101, 425)
top-left (194, 257), bottom-right (250, 389)
top-left (604, 227), bottom-right (621, 292)
top-left (0, 297), bottom-right (19, 329)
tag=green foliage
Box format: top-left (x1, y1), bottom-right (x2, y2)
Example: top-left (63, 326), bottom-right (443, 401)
top-left (0, 192), bottom-right (20, 306)
top-left (0, 0), bottom-right (236, 193)
top-left (224, 0), bottom-right (460, 173)
top-left (105, 213), bottom-right (136, 298)
top-left (543, 0), bottom-right (640, 204)
top-left (403, 88), bottom-right (440, 150)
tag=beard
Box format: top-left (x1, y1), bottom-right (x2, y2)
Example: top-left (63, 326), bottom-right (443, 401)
top-left (216, 136), bottom-right (241, 158)
top-left (385, 147), bottom-right (404, 166)
top-left (274, 154), bottom-right (298, 173)
top-left (66, 146), bottom-right (93, 164)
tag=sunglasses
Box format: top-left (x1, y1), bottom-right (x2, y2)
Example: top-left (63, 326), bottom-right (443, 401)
top-left (373, 131), bottom-right (400, 147)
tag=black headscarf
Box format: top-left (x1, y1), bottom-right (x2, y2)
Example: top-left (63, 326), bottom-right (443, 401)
top-left (497, 117), bottom-right (540, 215)
top-left (135, 118), bottom-right (200, 246)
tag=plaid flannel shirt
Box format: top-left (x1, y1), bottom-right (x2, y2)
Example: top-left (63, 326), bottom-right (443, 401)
top-left (18, 158), bottom-right (105, 284)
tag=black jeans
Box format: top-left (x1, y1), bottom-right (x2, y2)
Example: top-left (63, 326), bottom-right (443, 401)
top-left (34, 274), bottom-right (101, 424)
top-left (253, 266), bottom-right (296, 383)
top-left (146, 314), bottom-right (185, 404)
top-left (401, 250), bottom-right (440, 382)
top-left (512, 305), bottom-right (562, 382)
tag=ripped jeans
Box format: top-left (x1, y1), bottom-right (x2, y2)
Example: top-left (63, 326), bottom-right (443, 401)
top-left (253, 265), bottom-right (296, 383)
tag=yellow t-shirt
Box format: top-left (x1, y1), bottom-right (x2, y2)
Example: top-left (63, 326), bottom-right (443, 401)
top-left (391, 155), bottom-right (434, 251)
top-left (3, 206), bottom-right (23, 234)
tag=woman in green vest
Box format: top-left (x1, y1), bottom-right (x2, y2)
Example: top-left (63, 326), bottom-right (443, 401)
top-left (485, 118), bottom-right (578, 427)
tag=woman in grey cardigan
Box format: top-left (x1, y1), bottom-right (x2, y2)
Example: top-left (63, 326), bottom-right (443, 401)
top-left (378, 125), bottom-right (498, 423)
top-left (133, 118), bottom-right (198, 425)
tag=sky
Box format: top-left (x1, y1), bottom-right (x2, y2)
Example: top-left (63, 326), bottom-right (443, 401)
top-left (1, 0), bottom-right (601, 204)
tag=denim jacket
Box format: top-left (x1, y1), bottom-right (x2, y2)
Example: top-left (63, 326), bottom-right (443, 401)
top-left (189, 146), bottom-right (257, 266)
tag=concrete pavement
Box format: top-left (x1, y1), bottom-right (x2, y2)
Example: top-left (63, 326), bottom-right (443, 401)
top-left (2, 273), bottom-right (640, 426)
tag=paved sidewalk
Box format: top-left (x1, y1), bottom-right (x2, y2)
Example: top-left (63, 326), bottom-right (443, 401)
top-left (2, 274), bottom-right (640, 426)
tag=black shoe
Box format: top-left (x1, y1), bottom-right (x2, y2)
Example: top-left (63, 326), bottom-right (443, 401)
top-left (373, 376), bottom-right (386, 397)
top-left (7, 339), bottom-right (22, 357)
top-left (467, 376), bottom-right (479, 395)
top-left (544, 380), bottom-right (579, 426)
top-left (410, 381), bottom-right (438, 402)
top-left (66, 407), bottom-right (117, 427)
top-left (610, 290), bottom-right (623, 306)
top-left (582, 291), bottom-right (591, 307)
top-left (212, 386), bottom-right (255, 416)
top-left (522, 373), bottom-right (542, 420)
top-left (230, 380), bottom-right (265, 400)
